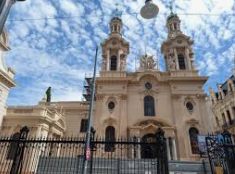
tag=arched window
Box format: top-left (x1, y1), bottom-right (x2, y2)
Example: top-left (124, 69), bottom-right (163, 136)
top-left (226, 110), bottom-right (232, 125)
top-left (215, 117), bottom-right (220, 126)
top-left (144, 96), bottom-right (155, 116)
top-left (105, 126), bottom-right (115, 152)
top-left (174, 23), bottom-right (177, 30)
top-left (222, 113), bottom-right (227, 125)
top-left (178, 54), bottom-right (186, 70)
top-left (189, 127), bottom-right (199, 154)
top-left (229, 83), bottom-right (233, 92)
top-left (110, 56), bottom-right (117, 70)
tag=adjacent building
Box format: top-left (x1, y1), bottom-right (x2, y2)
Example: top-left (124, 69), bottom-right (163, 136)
top-left (209, 75), bottom-right (235, 136)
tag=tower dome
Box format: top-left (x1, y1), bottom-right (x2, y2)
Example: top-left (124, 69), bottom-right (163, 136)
top-left (166, 12), bottom-right (182, 38)
top-left (109, 7), bottom-right (123, 35)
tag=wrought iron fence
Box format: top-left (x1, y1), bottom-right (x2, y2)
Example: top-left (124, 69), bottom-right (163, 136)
top-left (0, 127), bottom-right (169, 174)
top-left (206, 131), bottom-right (235, 174)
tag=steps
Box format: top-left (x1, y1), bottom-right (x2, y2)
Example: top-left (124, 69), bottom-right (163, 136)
top-left (36, 156), bottom-right (211, 174)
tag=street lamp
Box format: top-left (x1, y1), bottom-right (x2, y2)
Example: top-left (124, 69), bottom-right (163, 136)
top-left (0, 0), bottom-right (26, 34)
top-left (140, 0), bottom-right (159, 19)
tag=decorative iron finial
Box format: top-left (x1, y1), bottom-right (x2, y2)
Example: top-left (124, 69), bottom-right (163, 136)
top-left (169, 0), bottom-right (173, 14)
top-left (113, 3), bottom-right (122, 18)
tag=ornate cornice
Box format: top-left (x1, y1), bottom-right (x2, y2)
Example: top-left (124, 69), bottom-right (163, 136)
top-left (119, 94), bottom-right (127, 100)
top-left (0, 70), bottom-right (15, 88)
top-left (96, 94), bottom-right (105, 101)
top-left (185, 118), bottom-right (199, 127)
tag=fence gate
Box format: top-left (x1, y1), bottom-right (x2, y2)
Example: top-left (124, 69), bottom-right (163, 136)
top-left (206, 130), bottom-right (235, 174)
top-left (0, 127), bottom-right (169, 174)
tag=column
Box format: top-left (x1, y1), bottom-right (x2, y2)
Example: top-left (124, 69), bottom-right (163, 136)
top-left (31, 126), bottom-right (42, 171)
top-left (229, 107), bottom-right (234, 120)
top-left (185, 48), bottom-right (191, 70)
top-left (117, 49), bottom-right (120, 71)
top-left (107, 49), bottom-right (110, 71)
top-left (172, 138), bottom-right (177, 160)
top-left (35, 126), bottom-right (42, 137)
top-left (138, 137), bottom-right (141, 159)
top-left (174, 48), bottom-right (179, 70)
top-left (166, 138), bottom-right (171, 160)
top-left (231, 106), bottom-right (235, 120)
top-left (223, 109), bottom-right (228, 124)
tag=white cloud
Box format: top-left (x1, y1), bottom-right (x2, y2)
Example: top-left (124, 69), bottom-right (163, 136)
top-left (4, 0), bottom-right (235, 105)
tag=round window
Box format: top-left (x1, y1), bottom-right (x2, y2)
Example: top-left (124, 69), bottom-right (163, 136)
top-left (108, 102), bottom-right (115, 110)
top-left (186, 102), bottom-right (193, 112)
top-left (145, 82), bottom-right (152, 90)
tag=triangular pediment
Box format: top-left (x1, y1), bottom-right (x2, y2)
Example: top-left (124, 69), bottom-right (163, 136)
top-left (134, 119), bottom-right (172, 128)
top-left (186, 118), bottom-right (199, 125)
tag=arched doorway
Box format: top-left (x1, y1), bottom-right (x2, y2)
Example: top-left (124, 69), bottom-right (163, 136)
top-left (141, 134), bottom-right (157, 159)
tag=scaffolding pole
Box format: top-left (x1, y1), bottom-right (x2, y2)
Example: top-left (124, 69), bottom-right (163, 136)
top-left (82, 46), bottom-right (98, 174)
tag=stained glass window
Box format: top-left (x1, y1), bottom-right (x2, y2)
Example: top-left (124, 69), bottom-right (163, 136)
top-left (144, 96), bottom-right (155, 116)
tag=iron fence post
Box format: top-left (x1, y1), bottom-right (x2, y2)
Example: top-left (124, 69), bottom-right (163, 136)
top-left (155, 128), bottom-right (169, 174)
top-left (205, 136), bottom-right (215, 174)
top-left (10, 126), bottom-right (29, 174)
top-left (89, 127), bottom-right (96, 174)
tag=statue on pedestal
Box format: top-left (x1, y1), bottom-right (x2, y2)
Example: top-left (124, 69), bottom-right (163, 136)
top-left (46, 87), bottom-right (51, 103)
top-left (139, 54), bottom-right (156, 71)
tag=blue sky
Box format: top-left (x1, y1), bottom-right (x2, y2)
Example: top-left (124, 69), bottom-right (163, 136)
top-left (4, 0), bottom-right (235, 105)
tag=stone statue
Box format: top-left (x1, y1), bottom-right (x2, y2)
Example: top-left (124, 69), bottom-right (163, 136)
top-left (167, 54), bottom-right (176, 70)
top-left (46, 87), bottom-right (51, 103)
top-left (139, 54), bottom-right (156, 70)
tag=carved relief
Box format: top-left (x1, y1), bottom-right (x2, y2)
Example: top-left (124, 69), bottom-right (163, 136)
top-left (96, 94), bottom-right (105, 101)
top-left (138, 120), bottom-right (164, 127)
top-left (119, 94), bottom-right (127, 100)
top-left (139, 54), bottom-right (156, 70)
top-left (167, 56), bottom-right (176, 70)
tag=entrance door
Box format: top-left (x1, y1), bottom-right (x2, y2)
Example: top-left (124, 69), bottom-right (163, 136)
top-left (141, 134), bottom-right (157, 159)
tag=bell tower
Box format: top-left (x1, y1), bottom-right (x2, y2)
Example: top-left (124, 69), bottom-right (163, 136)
top-left (161, 12), bottom-right (195, 72)
top-left (101, 12), bottom-right (129, 73)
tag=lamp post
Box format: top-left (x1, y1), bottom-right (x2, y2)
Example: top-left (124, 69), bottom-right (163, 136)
top-left (0, 0), bottom-right (26, 34)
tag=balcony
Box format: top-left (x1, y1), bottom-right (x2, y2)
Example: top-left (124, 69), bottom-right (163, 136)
top-left (222, 119), bottom-right (235, 129)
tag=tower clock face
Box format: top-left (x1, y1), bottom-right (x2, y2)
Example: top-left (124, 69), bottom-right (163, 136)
top-left (145, 82), bottom-right (152, 90)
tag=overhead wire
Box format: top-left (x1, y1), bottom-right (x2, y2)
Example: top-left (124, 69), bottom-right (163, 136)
top-left (6, 12), bottom-right (235, 22)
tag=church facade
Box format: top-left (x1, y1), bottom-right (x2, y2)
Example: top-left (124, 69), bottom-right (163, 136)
top-left (0, 13), bottom-right (214, 161)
